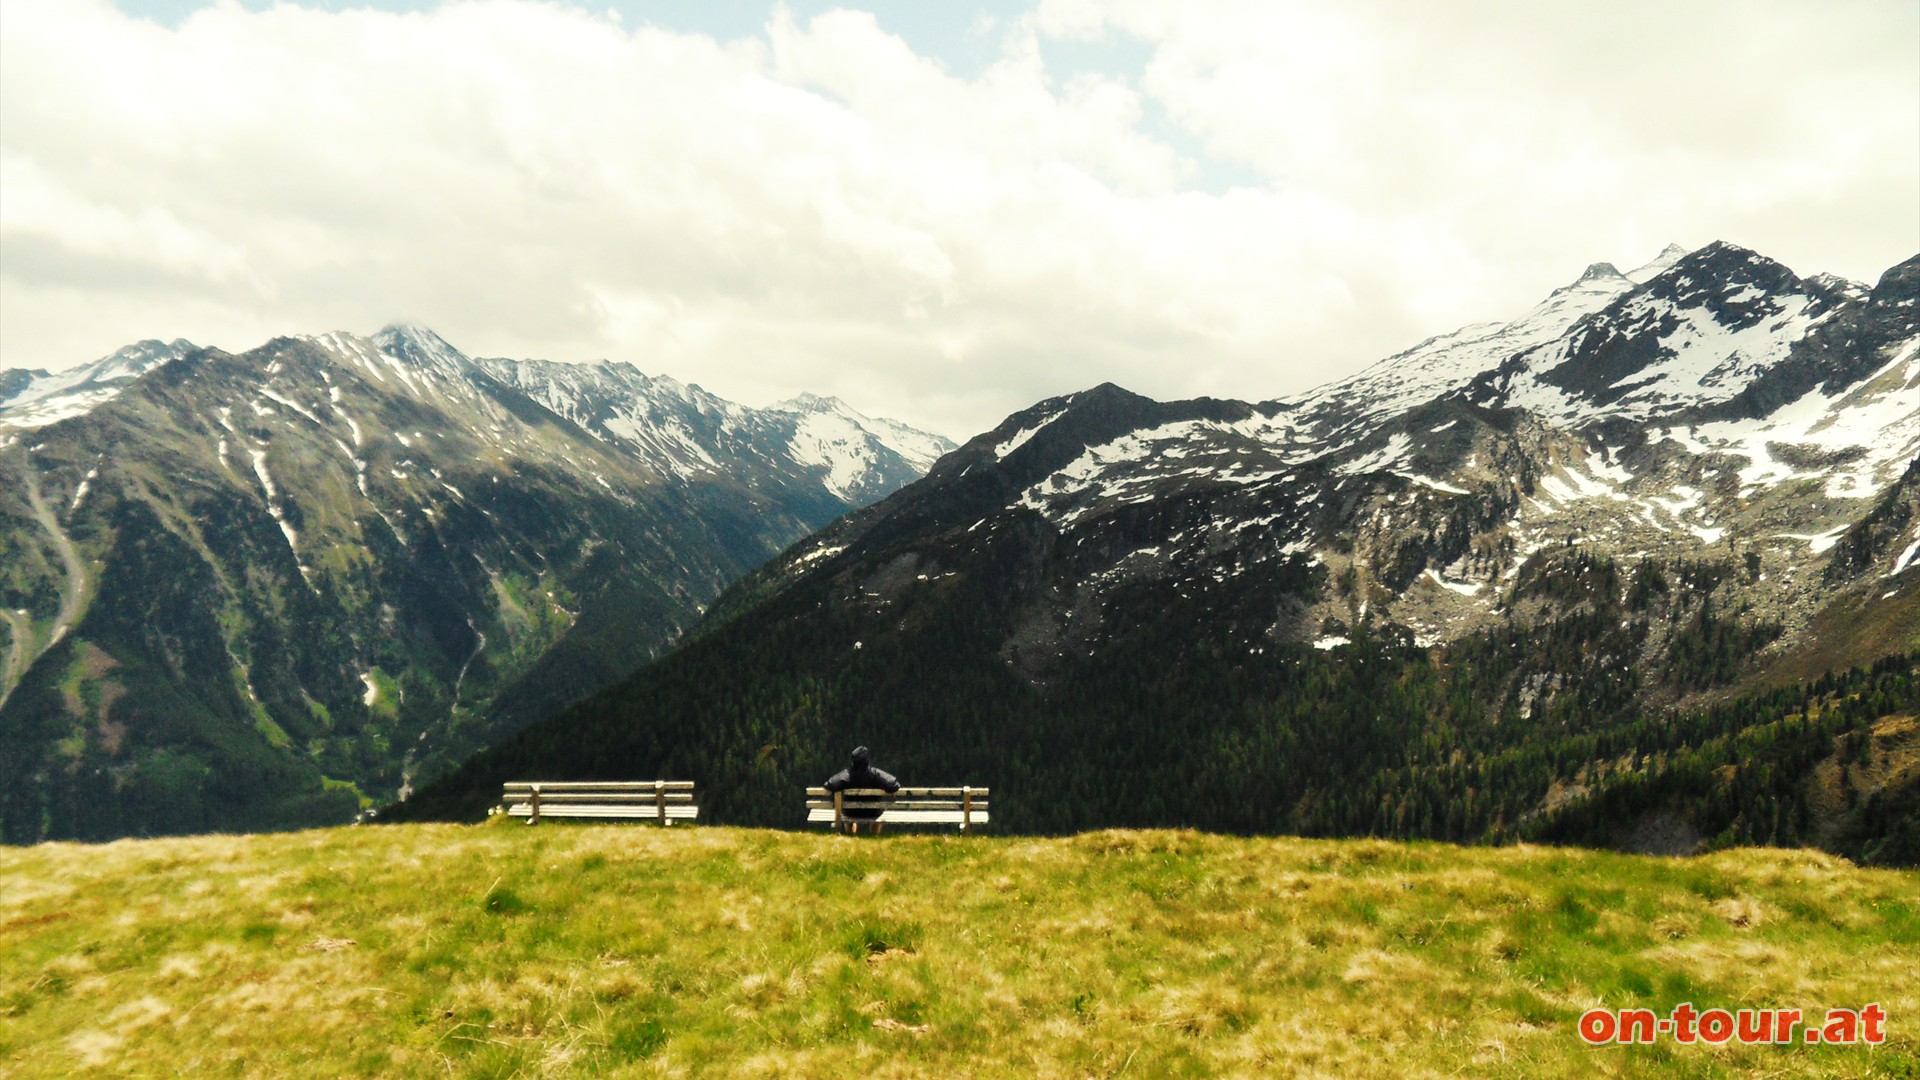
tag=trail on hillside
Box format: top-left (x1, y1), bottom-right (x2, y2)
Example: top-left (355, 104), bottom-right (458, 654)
top-left (25, 469), bottom-right (87, 656)
top-left (0, 606), bottom-right (31, 710)
top-left (451, 617), bottom-right (486, 710)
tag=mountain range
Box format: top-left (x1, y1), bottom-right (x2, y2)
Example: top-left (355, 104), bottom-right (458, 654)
top-left (0, 327), bottom-right (951, 842)
top-left (395, 242), bottom-right (1920, 862)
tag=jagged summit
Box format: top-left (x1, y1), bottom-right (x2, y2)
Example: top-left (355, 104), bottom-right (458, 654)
top-left (3, 323), bottom-right (954, 503)
top-left (1281, 244), bottom-right (1702, 447)
top-left (1655, 240), bottom-right (1797, 289)
top-left (1626, 242), bottom-right (1692, 283)
top-left (772, 391), bottom-right (844, 413)
top-left (371, 322), bottom-right (472, 377)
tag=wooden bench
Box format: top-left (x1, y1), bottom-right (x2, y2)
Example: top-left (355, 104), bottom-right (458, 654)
top-left (499, 781), bottom-right (698, 825)
top-left (805, 786), bottom-right (990, 833)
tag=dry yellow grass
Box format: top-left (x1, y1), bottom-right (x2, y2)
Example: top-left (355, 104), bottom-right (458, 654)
top-left (1, 822), bottom-right (1915, 1078)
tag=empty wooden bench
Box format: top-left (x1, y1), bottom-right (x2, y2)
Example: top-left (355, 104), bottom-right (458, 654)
top-left (805, 786), bottom-right (990, 833)
top-left (500, 781), bottom-right (698, 825)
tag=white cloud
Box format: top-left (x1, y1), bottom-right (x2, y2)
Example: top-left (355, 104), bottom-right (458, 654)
top-left (2, 0), bottom-right (1913, 438)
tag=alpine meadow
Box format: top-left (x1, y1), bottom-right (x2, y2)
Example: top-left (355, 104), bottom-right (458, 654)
top-left (2, 0), bottom-right (1917, 1076)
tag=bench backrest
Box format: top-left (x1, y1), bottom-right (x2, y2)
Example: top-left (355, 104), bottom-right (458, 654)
top-left (501, 781), bottom-right (697, 825)
top-left (805, 786), bottom-right (990, 832)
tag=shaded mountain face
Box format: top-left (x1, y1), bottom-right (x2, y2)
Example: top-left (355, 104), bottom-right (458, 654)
top-left (0, 327), bottom-right (951, 842)
top-left (401, 243), bottom-right (1919, 851)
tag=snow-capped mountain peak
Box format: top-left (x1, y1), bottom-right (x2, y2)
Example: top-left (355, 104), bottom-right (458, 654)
top-left (1625, 243), bottom-right (1691, 283)
top-left (371, 323), bottom-right (474, 380)
top-left (1483, 241), bottom-right (1838, 426)
top-left (771, 391), bottom-right (844, 414)
top-left (741, 245), bottom-right (1915, 733)
top-left (466, 352), bottom-right (953, 495)
top-left (772, 391), bottom-right (955, 496)
top-left (3, 325), bottom-right (952, 504)
top-left (1281, 245), bottom-right (1687, 446)
top-left (0, 339), bottom-right (199, 430)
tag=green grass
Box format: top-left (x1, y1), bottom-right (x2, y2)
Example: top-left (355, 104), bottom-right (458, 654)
top-left (2, 823), bottom-right (1915, 1078)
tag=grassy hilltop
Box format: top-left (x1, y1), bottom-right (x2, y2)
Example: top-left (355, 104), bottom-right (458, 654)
top-left (2, 822), bottom-right (1916, 1078)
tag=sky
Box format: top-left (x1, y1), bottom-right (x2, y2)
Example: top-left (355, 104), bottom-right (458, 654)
top-left (2, 0), bottom-right (1915, 439)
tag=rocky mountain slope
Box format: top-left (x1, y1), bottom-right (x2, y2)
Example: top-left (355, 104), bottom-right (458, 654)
top-left (0, 327), bottom-right (951, 842)
top-left (401, 243), bottom-right (1919, 857)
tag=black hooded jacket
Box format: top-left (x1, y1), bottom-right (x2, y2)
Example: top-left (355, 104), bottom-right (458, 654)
top-left (823, 747), bottom-right (899, 819)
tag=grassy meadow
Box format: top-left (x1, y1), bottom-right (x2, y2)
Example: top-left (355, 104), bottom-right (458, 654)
top-left (2, 820), bottom-right (1916, 1078)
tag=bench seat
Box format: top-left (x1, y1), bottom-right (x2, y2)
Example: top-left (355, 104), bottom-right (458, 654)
top-left (500, 781), bottom-right (698, 825)
top-left (806, 786), bottom-right (990, 832)
top-left (505, 805), bottom-right (700, 820)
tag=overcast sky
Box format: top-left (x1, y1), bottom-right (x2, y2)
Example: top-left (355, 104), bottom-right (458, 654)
top-left (3, 0), bottom-right (1915, 438)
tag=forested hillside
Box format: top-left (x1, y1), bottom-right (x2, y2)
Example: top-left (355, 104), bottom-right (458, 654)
top-left (395, 536), bottom-right (1920, 864)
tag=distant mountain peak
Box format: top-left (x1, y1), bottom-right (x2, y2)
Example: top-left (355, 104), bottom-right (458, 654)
top-left (375, 320), bottom-right (447, 342)
top-left (774, 391), bottom-right (846, 414)
top-left (372, 323), bottom-right (471, 375)
top-left (1624, 243), bottom-right (1692, 284)
top-left (0, 368), bottom-right (43, 405)
top-left (1649, 241), bottom-right (1803, 303)
top-left (1807, 272), bottom-right (1871, 301)
top-left (1577, 262), bottom-right (1624, 282)
top-left (0, 338), bottom-right (200, 429)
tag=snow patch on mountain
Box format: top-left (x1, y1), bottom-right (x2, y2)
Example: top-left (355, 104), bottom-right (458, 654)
top-left (1337, 433), bottom-right (1414, 476)
top-left (851, 412), bottom-right (951, 474)
top-left (1508, 288), bottom-right (1824, 425)
top-left (1657, 333), bottom-right (1920, 499)
top-left (994, 409), bottom-right (1063, 459)
top-left (68, 467), bottom-right (98, 514)
top-left (1893, 538), bottom-right (1920, 576)
top-left (784, 408), bottom-right (878, 499)
top-left (773, 393), bottom-right (954, 498)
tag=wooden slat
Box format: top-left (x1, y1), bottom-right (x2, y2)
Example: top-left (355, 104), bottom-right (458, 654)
top-left (505, 803), bottom-right (699, 813)
top-left (806, 795), bottom-right (990, 803)
top-left (504, 792), bottom-right (693, 804)
top-left (506, 806), bottom-right (698, 819)
top-left (806, 808), bottom-right (989, 823)
top-left (805, 786), bottom-right (988, 797)
top-left (802, 783), bottom-right (989, 830)
top-left (504, 781), bottom-right (694, 791)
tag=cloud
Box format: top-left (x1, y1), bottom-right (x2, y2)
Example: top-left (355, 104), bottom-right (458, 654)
top-left (2, 0), bottom-right (1913, 438)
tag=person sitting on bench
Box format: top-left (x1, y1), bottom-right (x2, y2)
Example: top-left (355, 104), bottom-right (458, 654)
top-left (823, 746), bottom-right (900, 834)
